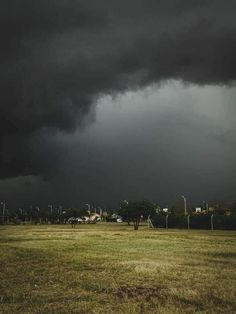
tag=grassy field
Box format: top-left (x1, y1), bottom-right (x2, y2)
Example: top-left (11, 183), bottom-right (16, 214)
top-left (0, 224), bottom-right (235, 314)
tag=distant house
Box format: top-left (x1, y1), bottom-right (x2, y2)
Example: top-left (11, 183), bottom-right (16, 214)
top-left (107, 213), bottom-right (123, 222)
top-left (90, 213), bottom-right (101, 221)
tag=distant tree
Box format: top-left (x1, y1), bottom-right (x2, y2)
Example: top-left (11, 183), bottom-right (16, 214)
top-left (118, 199), bottom-right (156, 230)
top-left (62, 208), bottom-right (89, 220)
top-left (231, 203), bottom-right (236, 216)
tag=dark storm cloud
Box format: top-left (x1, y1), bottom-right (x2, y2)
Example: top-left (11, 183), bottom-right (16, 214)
top-left (0, 0), bottom-right (236, 178)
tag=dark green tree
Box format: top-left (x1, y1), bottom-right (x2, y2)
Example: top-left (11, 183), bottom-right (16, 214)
top-left (62, 208), bottom-right (89, 220)
top-left (118, 199), bottom-right (156, 230)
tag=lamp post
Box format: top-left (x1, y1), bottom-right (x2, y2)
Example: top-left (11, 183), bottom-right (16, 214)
top-left (181, 195), bottom-right (187, 216)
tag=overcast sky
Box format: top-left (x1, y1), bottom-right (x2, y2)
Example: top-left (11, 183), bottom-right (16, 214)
top-left (0, 1), bottom-right (235, 209)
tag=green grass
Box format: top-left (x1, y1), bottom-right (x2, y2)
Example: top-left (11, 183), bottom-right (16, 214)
top-left (0, 223), bottom-right (235, 313)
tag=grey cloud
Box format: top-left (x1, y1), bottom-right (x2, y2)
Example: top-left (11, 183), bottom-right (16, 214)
top-left (0, 0), bottom-right (236, 179)
top-left (0, 83), bottom-right (235, 208)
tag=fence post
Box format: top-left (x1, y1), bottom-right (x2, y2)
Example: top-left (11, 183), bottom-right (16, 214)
top-left (211, 214), bottom-right (214, 231)
top-left (187, 215), bottom-right (190, 230)
top-left (1, 202), bottom-right (6, 225)
top-left (166, 215), bottom-right (168, 229)
top-left (147, 215), bottom-right (154, 228)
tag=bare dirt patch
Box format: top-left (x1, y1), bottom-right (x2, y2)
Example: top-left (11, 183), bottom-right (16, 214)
top-left (115, 286), bottom-right (166, 301)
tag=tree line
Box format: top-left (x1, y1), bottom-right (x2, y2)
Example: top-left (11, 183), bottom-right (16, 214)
top-left (1, 200), bottom-right (236, 230)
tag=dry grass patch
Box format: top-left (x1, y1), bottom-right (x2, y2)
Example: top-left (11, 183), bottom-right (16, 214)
top-left (0, 224), bottom-right (235, 313)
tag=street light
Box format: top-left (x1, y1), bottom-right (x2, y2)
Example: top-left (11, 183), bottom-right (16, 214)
top-left (181, 195), bottom-right (187, 216)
